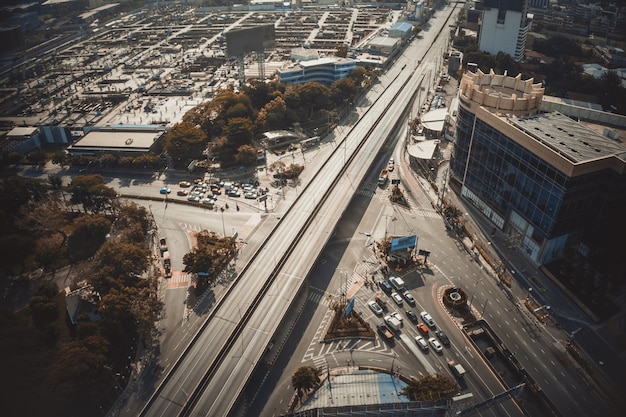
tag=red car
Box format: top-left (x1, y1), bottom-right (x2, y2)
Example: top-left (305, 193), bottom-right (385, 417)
top-left (417, 323), bottom-right (429, 335)
top-left (177, 189), bottom-right (189, 196)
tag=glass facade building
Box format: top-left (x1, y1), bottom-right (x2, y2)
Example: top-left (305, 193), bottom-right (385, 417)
top-left (450, 70), bottom-right (626, 264)
top-left (278, 57), bottom-right (356, 85)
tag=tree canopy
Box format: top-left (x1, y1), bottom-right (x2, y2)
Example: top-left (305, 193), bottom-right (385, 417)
top-left (292, 366), bottom-right (320, 395)
top-left (67, 174), bottom-right (116, 214)
top-left (163, 121), bottom-right (208, 168)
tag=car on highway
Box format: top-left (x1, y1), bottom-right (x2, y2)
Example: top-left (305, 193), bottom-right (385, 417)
top-left (159, 187), bottom-right (171, 194)
top-left (415, 336), bottom-right (428, 351)
top-left (417, 323), bottom-right (429, 335)
top-left (420, 311), bottom-right (436, 328)
top-left (391, 292), bottom-right (403, 306)
top-left (179, 181), bottom-right (191, 187)
top-left (177, 189), bottom-right (189, 196)
top-left (406, 310), bottom-right (418, 323)
top-left (368, 300), bottom-right (383, 316)
top-left (435, 329), bottom-right (450, 347)
top-left (391, 311), bottom-right (403, 325)
top-left (378, 280), bottom-right (393, 295)
top-left (401, 290), bottom-right (416, 306)
top-left (428, 337), bottom-right (443, 353)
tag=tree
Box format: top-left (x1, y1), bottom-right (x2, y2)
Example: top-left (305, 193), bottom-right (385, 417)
top-left (284, 82), bottom-right (332, 119)
top-left (163, 121), bottom-right (208, 168)
top-left (116, 202), bottom-right (151, 234)
top-left (67, 174), bottom-right (116, 213)
top-left (47, 335), bottom-right (110, 398)
top-left (241, 79), bottom-right (285, 109)
top-left (223, 117), bottom-right (255, 148)
top-left (401, 374), bottom-right (458, 401)
top-left (234, 144), bottom-right (260, 168)
top-left (29, 295), bottom-right (59, 330)
top-left (93, 240), bottom-right (148, 282)
top-left (331, 77), bottom-right (357, 104)
top-left (67, 214), bottom-right (112, 261)
top-left (599, 70), bottom-right (626, 113)
top-left (291, 366), bottom-right (320, 396)
top-left (256, 96), bottom-right (289, 131)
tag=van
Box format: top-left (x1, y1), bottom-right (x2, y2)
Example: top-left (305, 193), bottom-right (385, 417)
top-left (389, 276), bottom-right (405, 291)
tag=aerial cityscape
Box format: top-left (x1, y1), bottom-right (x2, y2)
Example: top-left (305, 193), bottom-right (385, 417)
top-left (1, 1), bottom-right (625, 416)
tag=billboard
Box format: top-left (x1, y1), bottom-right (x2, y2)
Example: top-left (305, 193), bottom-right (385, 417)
top-left (225, 24), bottom-right (276, 57)
top-left (391, 235), bottom-right (417, 252)
top-left (344, 297), bottom-right (355, 318)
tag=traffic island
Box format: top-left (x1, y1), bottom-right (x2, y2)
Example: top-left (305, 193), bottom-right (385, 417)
top-left (323, 300), bottom-right (375, 342)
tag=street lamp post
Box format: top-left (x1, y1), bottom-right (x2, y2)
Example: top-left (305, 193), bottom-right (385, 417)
top-left (220, 206), bottom-right (226, 237)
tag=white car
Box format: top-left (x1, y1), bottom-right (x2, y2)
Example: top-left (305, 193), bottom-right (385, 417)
top-left (415, 336), bottom-right (428, 351)
top-left (428, 337), bottom-right (443, 353)
top-left (391, 311), bottom-right (403, 325)
top-left (368, 300), bottom-right (383, 316)
top-left (420, 311), bottom-right (436, 328)
top-left (391, 292), bottom-right (403, 306)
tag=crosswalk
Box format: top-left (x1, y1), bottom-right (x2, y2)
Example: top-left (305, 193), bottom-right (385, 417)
top-left (167, 272), bottom-right (192, 289)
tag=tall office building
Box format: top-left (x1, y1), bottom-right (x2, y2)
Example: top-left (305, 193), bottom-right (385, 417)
top-left (450, 70), bottom-right (626, 265)
top-left (478, 0), bottom-right (531, 62)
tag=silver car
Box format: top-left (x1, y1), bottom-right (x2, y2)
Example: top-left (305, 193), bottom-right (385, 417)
top-left (368, 300), bottom-right (383, 316)
top-left (420, 311), bottom-right (436, 328)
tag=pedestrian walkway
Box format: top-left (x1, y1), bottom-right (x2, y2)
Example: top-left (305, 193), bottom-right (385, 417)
top-left (167, 272), bottom-right (191, 289)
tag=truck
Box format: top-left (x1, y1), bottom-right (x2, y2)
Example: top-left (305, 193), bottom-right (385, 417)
top-left (377, 323), bottom-right (394, 341)
top-left (159, 238), bottom-right (168, 254)
top-left (162, 251), bottom-right (171, 277)
top-left (448, 360), bottom-right (466, 378)
top-left (384, 314), bottom-right (403, 332)
top-left (377, 169), bottom-right (388, 187)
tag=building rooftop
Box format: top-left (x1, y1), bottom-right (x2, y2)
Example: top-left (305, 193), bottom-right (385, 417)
top-left (300, 369), bottom-right (409, 411)
top-left (67, 128), bottom-right (164, 154)
top-left (511, 112), bottom-right (626, 164)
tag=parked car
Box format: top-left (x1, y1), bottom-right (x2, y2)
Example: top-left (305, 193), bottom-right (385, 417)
top-left (420, 311), bottom-right (436, 328)
top-left (202, 198), bottom-right (216, 205)
top-left (406, 310), bottom-right (418, 323)
top-left (159, 187), bottom-right (171, 194)
top-left (428, 337), bottom-right (443, 353)
top-left (402, 290), bottom-right (416, 306)
top-left (368, 300), bottom-right (383, 316)
top-left (435, 329), bottom-right (450, 347)
top-left (177, 189), bottom-right (189, 196)
top-left (178, 181), bottom-right (191, 188)
top-left (378, 280), bottom-right (393, 294)
top-left (415, 336), bottom-right (428, 351)
top-left (227, 189), bottom-right (241, 197)
top-left (391, 292), bottom-right (403, 306)
top-left (244, 191), bottom-right (257, 199)
top-left (417, 323), bottom-right (429, 335)
top-left (187, 195), bottom-right (200, 202)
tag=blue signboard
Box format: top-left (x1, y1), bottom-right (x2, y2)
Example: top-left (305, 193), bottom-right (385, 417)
top-left (345, 297), bottom-right (355, 317)
top-left (391, 235), bottom-right (417, 252)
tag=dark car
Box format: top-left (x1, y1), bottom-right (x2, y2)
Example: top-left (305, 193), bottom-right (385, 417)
top-left (378, 280), bottom-right (393, 294)
top-left (406, 310), bottom-right (418, 323)
top-left (435, 329), bottom-right (450, 347)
